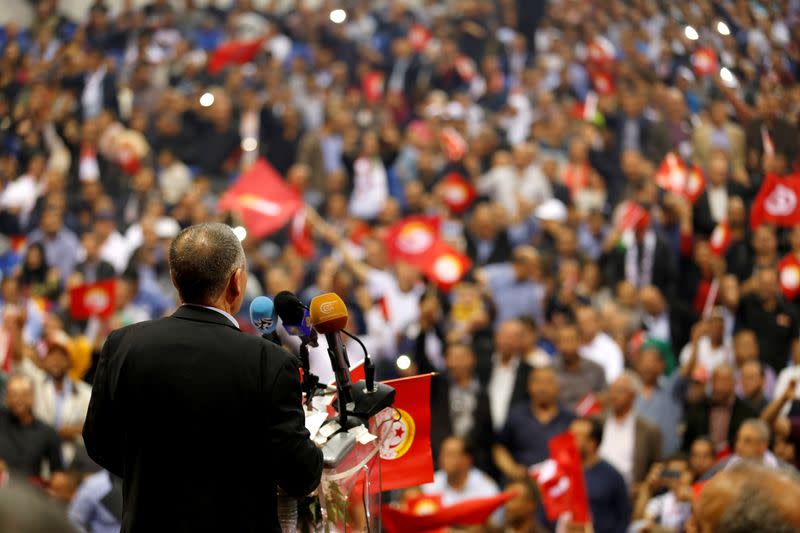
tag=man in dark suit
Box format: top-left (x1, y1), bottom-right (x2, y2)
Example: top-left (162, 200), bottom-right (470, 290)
top-left (682, 364), bottom-right (757, 454)
top-left (464, 203), bottom-right (513, 267)
top-left (84, 223), bottom-right (322, 532)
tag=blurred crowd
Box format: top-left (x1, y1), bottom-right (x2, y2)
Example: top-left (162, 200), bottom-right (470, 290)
top-left (2, 0), bottom-right (800, 531)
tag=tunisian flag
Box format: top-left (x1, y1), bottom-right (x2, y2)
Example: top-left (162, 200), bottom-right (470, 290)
top-left (439, 172), bottom-right (476, 214)
top-left (778, 253), bottom-right (800, 300)
top-left (750, 173), bottom-right (800, 229)
top-left (529, 432), bottom-right (591, 524)
top-left (709, 222), bottom-right (732, 256)
top-left (289, 209), bottom-right (315, 259)
top-left (208, 37), bottom-right (267, 74)
top-left (382, 492), bottom-right (513, 533)
top-left (378, 373), bottom-right (434, 491)
top-left (655, 153), bottom-right (705, 203)
top-left (218, 159), bottom-right (302, 238)
top-left (69, 280), bottom-right (116, 319)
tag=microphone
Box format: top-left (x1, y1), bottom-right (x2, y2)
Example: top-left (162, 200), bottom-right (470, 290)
top-left (309, 292), bottom-right (353, 404)
top-left (249, 296), bottom-right (277, 337)
top-left (274, 291), bottom-right (318, 347)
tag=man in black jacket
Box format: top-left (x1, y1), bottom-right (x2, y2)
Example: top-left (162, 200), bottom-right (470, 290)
top-left (84, 222), bottom-right (322, 533)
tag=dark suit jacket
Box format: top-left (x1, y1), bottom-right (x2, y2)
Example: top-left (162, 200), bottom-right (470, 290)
top-left (84, 305), bottom-right (323, 533)
top-left (604, 234), bottom-right (677, 298)
top-left (692, 182), bottom-right (751, 237)
top-left (430, 375), bottom-right (494, 472)
top-left (464, 230), bottom-right (514, 267)
top-left (681, 397), bottom-right (758, 452)
top-left (477, 359), bottom-right (532, 418)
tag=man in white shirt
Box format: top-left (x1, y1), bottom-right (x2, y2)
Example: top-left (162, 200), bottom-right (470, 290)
top-left (478, 143), bottom-right (552, 218)
top-left (423, 435), bottom-right (499, 506)
top-left (678, 311), bottom-right (732, 379)
top-left (600, 372), bottom-right (662, 489)
top-left (576, 306), bottom-right (624, 383)
top-left (485, 320), bottom-right (531, 431)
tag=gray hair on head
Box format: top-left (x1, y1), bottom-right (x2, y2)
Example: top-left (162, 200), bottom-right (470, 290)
top-left (169, 223), bottom-right (245, 305)
top-left (740, 418), bottom-right (771, 443)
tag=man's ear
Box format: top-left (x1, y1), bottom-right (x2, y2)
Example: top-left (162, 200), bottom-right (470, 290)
top-left (228, 267), bottom-right (243, 302)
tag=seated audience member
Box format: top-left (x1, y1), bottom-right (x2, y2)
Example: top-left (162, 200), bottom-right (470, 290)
top-left (569, 417), bottom-right (631, 533)
top-left (702, 419), bottom-right (796, 479)
top-left (430, 343), bottom-right (493, 471)
top-left (17, 339), bottom-right (91, 466)
top-left (482, 320), bottom-right (532, 432)
top-left (599, 372), bottom-right (662, 488)
top-left (69, 469), bottom-right (122, 533)
top-left (693, 461), bottom-right (800, 533)
top-left (688, 437), bottom-right (716, 481)
top-left (423, 436), bottom-right (498, 506)
top-left (739, 360), bottom-right (769, 414)
top-left (633, 456), bottom-right (693, 532)
top-left (494, 366), bottom-right (575, 480)
top-left (500, 478), bottom-right (548, 533)
top-left (682, 364), bottom-right (757, 454)
top-left (0, 374), bottom-right (63, 478)
top-left (552, 323), bottom-right (606, 410)
top-left (576, 305), bottom-right (624, 384)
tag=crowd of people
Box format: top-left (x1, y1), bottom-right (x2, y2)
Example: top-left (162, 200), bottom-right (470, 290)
top-left (1, 0), bottom-right (800, 531)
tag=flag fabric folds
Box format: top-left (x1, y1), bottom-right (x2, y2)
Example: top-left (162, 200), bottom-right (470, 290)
top-left (218, 158), bottom-right (302, 239)
top-left (750, 173), bottom-right (800, 229)
top-left (529, 432), bottom-right (591, 524)
top-left (207, 37), bottom-right (267, 74)
top-left (382, 492), bottom-right (513, 533)
top-left (69, 280), bottom-right (116, 319)
top-left (378, 373), bottom-right (434, 492)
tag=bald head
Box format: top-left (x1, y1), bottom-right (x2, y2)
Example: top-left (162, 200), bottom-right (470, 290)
top-left (696, 462), bottom-right (800, 533)
top-left (169, 223), bottom-right (246, 306)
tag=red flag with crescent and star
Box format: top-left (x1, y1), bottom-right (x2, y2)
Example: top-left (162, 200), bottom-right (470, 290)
top-left (218, 158), bottom-right (303, 239)
top-left (382, 491), bottom-right (514, 533)
top-left (377, 373), bottom-right (433, 492)
top-left (439, 172), bottom-right (476, 214)
top-left (69, 279), bottom-right (117, 320)
top-left (750, 173), bottom-right (800, 230)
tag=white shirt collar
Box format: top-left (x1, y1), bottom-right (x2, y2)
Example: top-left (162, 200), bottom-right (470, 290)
top-left (187, 304), bottom-right (240, 329)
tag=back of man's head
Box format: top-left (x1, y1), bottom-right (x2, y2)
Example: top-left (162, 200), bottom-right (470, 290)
top-left (698, 461), bottom-right (800, 533)
top-left (168, 223), bottom-right (244, 305)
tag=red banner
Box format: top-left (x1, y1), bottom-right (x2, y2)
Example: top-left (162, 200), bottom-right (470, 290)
top-left (530, 432), bottom-right (591, 524)
top-left (382, 492), bottom-right (512, 533)
top-left (750, 173), bottom-right (800, 230)
top-left (69, 280), bottom-right (116, 320)
top-left (218, 159), bottom-right (302, 238)
top-left (378, 373), bottom-right (433, 491)
top-left (208, 37), bottom-right (267, 74)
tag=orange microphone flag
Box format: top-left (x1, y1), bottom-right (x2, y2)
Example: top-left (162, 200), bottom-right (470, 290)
top-left (377, 373), bottom-right (434, 492)
top-left (218, 159), bottom-right (302, 239)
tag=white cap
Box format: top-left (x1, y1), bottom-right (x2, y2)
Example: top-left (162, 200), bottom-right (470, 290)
top-left (535, 198), bottom-right (568, 223)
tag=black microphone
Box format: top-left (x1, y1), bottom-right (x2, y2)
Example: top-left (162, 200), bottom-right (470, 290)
top-left (274, 291), bottom-right (318, 347)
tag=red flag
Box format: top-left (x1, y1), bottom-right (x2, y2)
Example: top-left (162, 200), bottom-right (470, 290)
top-left (408, 23), bottom-right (432, 52)
top-left (590, 71), bottom-right (615, 95)
top-left (207, 37), bottom-right (267, 74)
top-left (69, 280), bottom-right (116, 320)
top-left (454, 55), bottom-right (476, 81)
top-left (377, 374), bottom-right (433, 491)
top-left (655, 153), bottom-right (705, 203)
top-left (709, 221), bottom-right (731, 256)
top-left (692, 47), bottom-right (718, 77)
top-left (422, 241), bottom-right (472, 291)
top-left (289, 210), bottom-right (315, 259)
top-left (362, 71), bottom-right (385, 103)
top-left (571, 92), bottom-right (599, 122)
top-left (685, 165), bottom-right (706, 204)
top-left (574, 393), bottom-right (603, 417)
top-left (439, 172), bottom-right (476, 214)
top-left (440, 127), bottom-right (467, 161)
top-left (750, 173), bottom-right (800, 229)
top-left (530, 433), bottom-right (591, 524)
top-left (778, 253), bottom-right (800, 300)
top-left (384, 216), bottom-right (441, 261)
top-left (617, 202), bottom-right (647, 231)
top-left (218, 159), bottom-right (302, 238)
top-left (382, 492), bottom-right (513, 533)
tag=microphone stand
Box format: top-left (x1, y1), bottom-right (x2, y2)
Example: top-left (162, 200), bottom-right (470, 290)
top-left (298, 341), bottom-right (322, 407)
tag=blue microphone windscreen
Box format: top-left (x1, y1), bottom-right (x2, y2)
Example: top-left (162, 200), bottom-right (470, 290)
top-left (249, 296), bottom-right (277, 334)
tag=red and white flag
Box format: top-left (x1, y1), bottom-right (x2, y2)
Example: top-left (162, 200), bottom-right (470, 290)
top-left (778, 253), bottom-right (800, 300)
top-left (709, 221), bottom-right (731, 256)
top-left (750, 173), bottom-right (800, 229)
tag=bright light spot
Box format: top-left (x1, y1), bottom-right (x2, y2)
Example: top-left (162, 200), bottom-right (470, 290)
top-left (199, 92), bottom-right (215, 107)
top-left (233, 226), bottom-right (247, 241)
top-left (684, 25), bottom-right (699, 41)
top-left (241, 137), bottom-right (258, 152)
top-left (717, 21), bottom-right (730, 36)
top-left (330, 9), bottom-right (347, 24)
top-left (719, 67), bottom-right (737, 87)
top-left (396, 354), bottom-right (411, 370)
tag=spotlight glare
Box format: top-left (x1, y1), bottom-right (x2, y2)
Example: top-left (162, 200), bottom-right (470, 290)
top-left (199, 92), bottom-right (215, 107)
top-left (233, 226), bottom-right (247, 241)
top-left (396, 354), bottom-right (411, 370)
top-left (684, 25), bottom-right (699, 41)
top-left (241, 137), bottom-right (258, 152)
top-left (717, 21), bottom-right (731, 36)
top-left (330, 9), bottom-right (347, 24)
